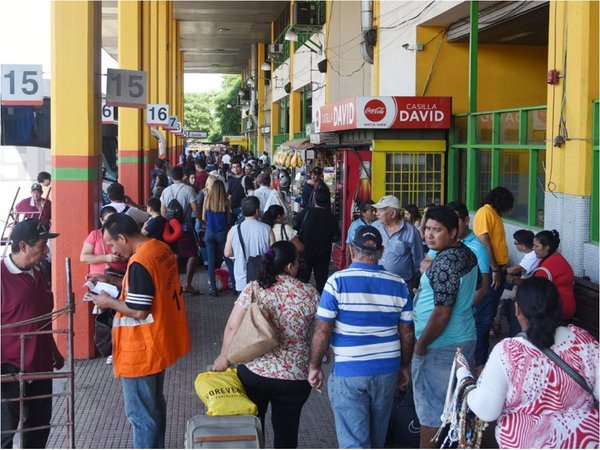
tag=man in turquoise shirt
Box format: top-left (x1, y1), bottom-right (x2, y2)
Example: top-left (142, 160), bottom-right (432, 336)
top-left (411, 205), bottom-right (478, 448)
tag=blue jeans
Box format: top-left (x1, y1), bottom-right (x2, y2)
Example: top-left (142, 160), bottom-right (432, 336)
top-left (474, 269), bottom-right (506, 366)
top-left (327, 370), bottom-right (397, 448)
top-left (122, 371), bottom-right (166, 449)
top-left (411, 340), bottom-right (476, 427)
top-left (205, 229), bottom-right (228, 290)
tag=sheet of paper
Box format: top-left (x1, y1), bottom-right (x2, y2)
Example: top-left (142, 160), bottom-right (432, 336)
top-left (83, 280), bottom-right (119, 300)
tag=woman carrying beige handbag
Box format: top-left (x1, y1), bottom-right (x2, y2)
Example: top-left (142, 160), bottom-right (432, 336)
top-left (212, 241), bottom-right (320, 448)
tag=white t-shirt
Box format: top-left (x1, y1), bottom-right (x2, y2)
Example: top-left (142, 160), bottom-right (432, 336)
top-left (519, 250), bottom-right (540, 275)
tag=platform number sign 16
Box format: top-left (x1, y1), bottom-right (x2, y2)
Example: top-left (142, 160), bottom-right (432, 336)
top-left (146, 104), bottom-right (169, 126)
top-left (1, 64), bottom-right (43, 106)
top-left (106, 68), bottom-right (147, 108)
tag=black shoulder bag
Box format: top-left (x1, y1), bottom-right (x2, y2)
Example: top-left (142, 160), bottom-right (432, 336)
top-left (237, 223), bottom-right (261, 283)
top-left (525, 335), bottom-right (598, 408)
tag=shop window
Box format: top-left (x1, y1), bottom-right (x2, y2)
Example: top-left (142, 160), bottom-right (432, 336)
top-left (527, 109), bottom-right (546, 145)
top-left (501, 150), bottom-right (529, 223)
top-left (477, 150), bottom-right (492, 207)
top-left (453, 116), bottom-right (468, 145)
top-left (384, 152), bottom-right (444, 209)
top-left (454, 149), bottom-right (468, 204)
top-left (500, 112), bottom-right (519, 144)
top-left (475, 114), bottom-right (492, 144)
top-left (535, 149), bottom-right (546, 227)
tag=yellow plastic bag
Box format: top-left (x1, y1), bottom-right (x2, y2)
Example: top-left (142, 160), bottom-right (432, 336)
top-left (194, 368), bottom-right (258, 416)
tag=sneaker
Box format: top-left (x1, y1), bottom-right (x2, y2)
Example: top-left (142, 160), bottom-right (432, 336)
top-left (106, 355), bottom-right (113, 365)
top-left (208, 288), bottom-right (219, 297)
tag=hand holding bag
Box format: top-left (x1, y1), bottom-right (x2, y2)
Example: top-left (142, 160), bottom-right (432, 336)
top-left (227, 282), bottom-right (278, 364)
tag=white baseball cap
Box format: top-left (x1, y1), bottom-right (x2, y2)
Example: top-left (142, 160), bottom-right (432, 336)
top-left (372, 195), bottom-right (401, 210)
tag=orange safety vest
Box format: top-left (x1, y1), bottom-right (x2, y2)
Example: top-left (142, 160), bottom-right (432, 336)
top-left (113, 239), bottom-right (190, 378)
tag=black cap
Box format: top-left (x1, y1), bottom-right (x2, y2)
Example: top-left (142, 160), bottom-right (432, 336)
top-left (310, 166), bottom-right (323, 175)
top-left (31, 183), bottom-right (43, 192)
top-left (11, 219), bottom-right (59, 244)
top-left (352, 225), bottom-right (382, 251)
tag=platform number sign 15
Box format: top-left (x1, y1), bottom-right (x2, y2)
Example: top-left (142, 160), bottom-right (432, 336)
top-left (1, 64), bottom-right (43, 106)
top-left (146, 104), bottom-right (169, 126)
top-left (106, 68), bottom-right (147, 108)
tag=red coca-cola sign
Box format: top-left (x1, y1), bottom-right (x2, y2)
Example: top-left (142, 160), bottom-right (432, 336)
top-left (364, 99), bottom-right (386, 122)
top-left (316, 96), bottom-right (452, 132)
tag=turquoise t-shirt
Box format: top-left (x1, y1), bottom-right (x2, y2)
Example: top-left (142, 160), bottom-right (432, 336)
top-left (346, 218), bottom-right (369, 244)
top-left (414, 243), bottom-right (478, 348)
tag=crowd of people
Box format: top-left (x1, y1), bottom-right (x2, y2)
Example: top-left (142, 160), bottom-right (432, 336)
top-left (1, 157), bottom-right (597, 449)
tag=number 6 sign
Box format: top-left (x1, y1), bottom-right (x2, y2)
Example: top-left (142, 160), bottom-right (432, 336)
top-left (106, 68), bottom-right (147, 108)
top-left (1, 64), bottom-right (44, 106)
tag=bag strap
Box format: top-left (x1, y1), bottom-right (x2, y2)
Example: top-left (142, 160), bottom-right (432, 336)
top-left (281, 224), bottom-right (289, 241)
top-left (525, 335), bottom-right (598, 408)
top-left (299, 208), bottom-right (310, 241)
top-left (532, 266), bottom-right (553, 281)
top-left (236, 223), bottom-right (247, 262)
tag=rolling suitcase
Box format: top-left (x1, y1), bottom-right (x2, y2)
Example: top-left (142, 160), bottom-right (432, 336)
top-left (185, 414), bottom-right (263, 449)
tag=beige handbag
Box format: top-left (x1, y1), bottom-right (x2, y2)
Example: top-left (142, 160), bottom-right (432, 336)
top-left (227, 282), bottom-right (279, 364)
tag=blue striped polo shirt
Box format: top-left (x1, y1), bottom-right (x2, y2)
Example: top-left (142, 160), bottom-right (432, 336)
top-left (316, 262), bottom-right (413, 377)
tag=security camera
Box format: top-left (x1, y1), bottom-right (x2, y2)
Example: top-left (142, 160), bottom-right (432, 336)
top-left (402, 43), bottom-right (409, 49)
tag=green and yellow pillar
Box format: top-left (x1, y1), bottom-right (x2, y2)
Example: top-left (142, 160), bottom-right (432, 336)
top-left (118, 0), bottom-right (144, 204)
top-left (51, 1), bottom-right (102, 358)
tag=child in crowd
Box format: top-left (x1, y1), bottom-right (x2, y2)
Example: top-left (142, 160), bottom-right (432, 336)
top-left (507, 229), bottom-right (540, 279)
top-left (495, 229), bottom-right (540, 336)
top-left (142, 197), bottom-right (167, 241)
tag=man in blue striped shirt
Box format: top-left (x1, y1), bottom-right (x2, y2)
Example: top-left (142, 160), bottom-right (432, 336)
top-left (308, 225), bottom-right (415, 448)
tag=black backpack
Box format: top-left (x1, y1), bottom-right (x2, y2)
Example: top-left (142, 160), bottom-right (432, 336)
top-left (165, 185), bottom-right (186, 222)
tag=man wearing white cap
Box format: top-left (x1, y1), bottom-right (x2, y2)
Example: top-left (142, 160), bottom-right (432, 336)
top-left (372, 195), bottom-right (423, 291)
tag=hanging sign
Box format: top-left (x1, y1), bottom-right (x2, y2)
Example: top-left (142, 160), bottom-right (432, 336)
top-left (146, 104), bottom-right (169, 126)
top-left (106, 68), bottom-right (147, 108)
top-left (1, 64), bottom-right (44, 106)
top-left (164, 115), bottom-right (178, 130)
top-left (316, 96), bottom-right (452, 132)
top-left (101, 101), bottom-right (115, 124)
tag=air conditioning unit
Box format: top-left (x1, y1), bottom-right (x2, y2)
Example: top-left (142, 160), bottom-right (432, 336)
top-left (294, 2), bottom-right (322, 27)
top-left (268, 44), bottom-right (283, 54)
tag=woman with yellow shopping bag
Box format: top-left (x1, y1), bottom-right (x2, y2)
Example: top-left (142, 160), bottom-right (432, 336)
top-left (212, 241), bottom-right (320, 448)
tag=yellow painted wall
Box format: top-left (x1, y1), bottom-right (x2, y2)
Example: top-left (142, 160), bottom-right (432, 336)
top-left (546, 0), bottom-right (598, 196)
top-left (416, 26), bottom-right (547, 113)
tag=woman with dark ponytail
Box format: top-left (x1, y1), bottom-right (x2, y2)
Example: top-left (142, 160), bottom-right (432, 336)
top-left (454, 277), bottom-right (598, 448)
top-left (212, 240), bottom-right (320, 448)
top-left (530, 229), bottom-right (576, 320)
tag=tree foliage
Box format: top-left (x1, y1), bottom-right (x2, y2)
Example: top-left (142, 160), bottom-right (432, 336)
top-left (183, 75), bottom-right (242, 143)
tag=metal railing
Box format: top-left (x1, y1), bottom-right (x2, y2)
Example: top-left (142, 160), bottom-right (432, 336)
top-left (0, 257), bottom-right (76, 448)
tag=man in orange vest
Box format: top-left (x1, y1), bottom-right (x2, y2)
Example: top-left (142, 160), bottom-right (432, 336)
top-left (86, 214), bottom-right (190, 448)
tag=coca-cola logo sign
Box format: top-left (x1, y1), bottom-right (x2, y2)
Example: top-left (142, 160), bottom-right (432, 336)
top-left (364, 99), bottom-right (386, 122)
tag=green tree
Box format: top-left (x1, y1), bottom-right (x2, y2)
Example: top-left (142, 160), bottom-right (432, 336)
top-left (213, 75), bottom-right (242, 141)
top-left (184, 92), bottom-right (218, 140)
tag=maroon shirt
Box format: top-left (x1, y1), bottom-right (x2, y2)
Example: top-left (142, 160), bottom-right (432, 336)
top-left (1, 258), bottom-right (54, 372)
top-left (193, 170), bottom-right (209, 192)
top-left (14, 197), bottom-right (51, 229)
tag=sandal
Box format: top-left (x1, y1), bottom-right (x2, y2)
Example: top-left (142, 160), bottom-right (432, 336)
top-left (183, 286), bottom-right (200, 295)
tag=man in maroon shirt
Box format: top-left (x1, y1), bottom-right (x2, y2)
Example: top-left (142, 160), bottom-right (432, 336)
top-left (1, 219), bottom-right (63, 448)
top-left (14, 183), bottom-right (52, 228)
top-left (193, 159), bottom-right (209, 193)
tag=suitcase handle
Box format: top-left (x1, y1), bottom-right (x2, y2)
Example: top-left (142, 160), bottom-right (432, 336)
top-left (194, 434), bottom-right (258, 443)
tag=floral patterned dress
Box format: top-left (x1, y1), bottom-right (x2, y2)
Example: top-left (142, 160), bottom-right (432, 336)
top-left (235, 274), bottom-right (320, 380)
